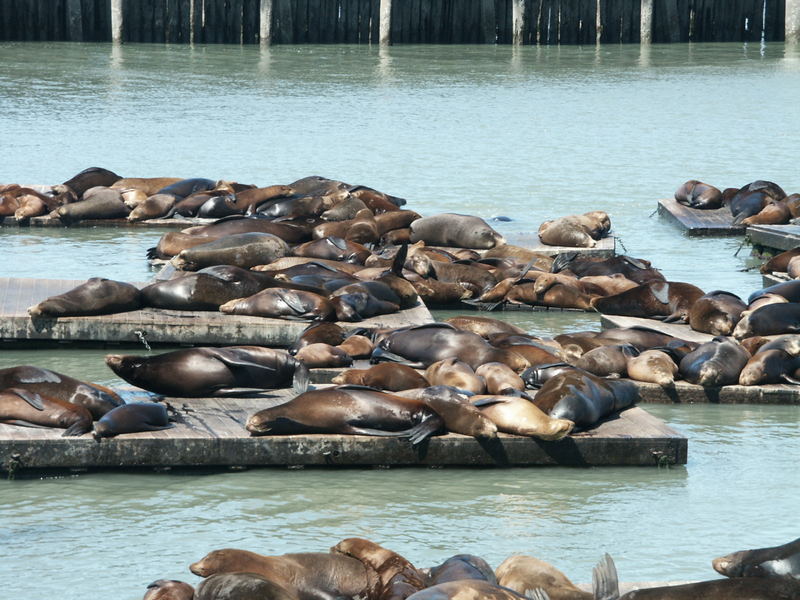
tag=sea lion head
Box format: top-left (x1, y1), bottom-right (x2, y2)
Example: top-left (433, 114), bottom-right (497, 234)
top-left (143, 579), bottom-right (195, 600)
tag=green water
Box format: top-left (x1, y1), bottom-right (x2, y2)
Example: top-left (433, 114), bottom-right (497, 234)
top-left (1, 41), bottom-right (799, 598)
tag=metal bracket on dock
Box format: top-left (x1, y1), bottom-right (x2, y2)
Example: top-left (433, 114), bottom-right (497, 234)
top-left (3, 453), bottom-right (22, 480)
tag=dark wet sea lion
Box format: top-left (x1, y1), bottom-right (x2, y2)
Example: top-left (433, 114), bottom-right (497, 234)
top-left (374, 209), bottom-right (421, 234)
top-left (92, 402), bottom-right (172, 440)
top-left (196, 194), bottom-right (241, 218)
top-left (289, 322), bottom-right (347, 354)
top-left (55, 192), bottom-right (129, 224)
top-left (230, 184), bottom-right (294, 212)
top-left (246, 386), bottom-right (442, 439)
top-left (520, 363), bottom-right (580, 389)
top-left (591, 280), bottom-right (704, 322)
top-left (58, 166), bottom-right (122, 197)
top-left (474, 362), bottom-right (524, 394)
top-left (332, 538), bottom-right (426, 600)
top-left (688, 290), bottom-right (747, 335)
top-left (679, 337), bottom-right (750, 386)
top-left (734, 302), bottom-right (800, 338)
top-left (712, 537), bottom-right (800, 579)
top-left (471, 395), bottom-right (573, 440)
top-left (0, 388), bottom-right (92, 436)
top-left (748, 278), bottom-right (800, 304)
top-left (741, 199), bottom-right (792, 225)
top-left (405, 581), bottom-right (528, 600)
top-left (425, 555), bottom-right (497, 586)
top-left (331, 292), bottom-right (400, 322)
top-left (295, 343), bottom-right (353, 368)
top-left (533, 371), bottom-right (638, 430)
top-left (495, 554), bottom-right (590, 600)
top-left (444, 316), bottom-right (525, 338)
top-left (155, 177), bottom-right (216, 198)
top-left (293, 237), bottom-right (372, 264)
top-left (220, 288), bottom-right (335, 321)
top-left (28, 278), bottom-right (141, 318)
top-left (332, 363), bottom-right (429, 391)
top-left (757, 334), bottom-right (800, 356)
top-left (194, 572), bottom-right (298, 600)
top-left (330, 281), bottom-right (403, 306)
top-left (106, 346), bottom-right (305, 397)
top-left (738, 349), bottom-right (800, 385)
top-left (674, 179), bottom-right (723, 209)
top-left (286, 175), bottom-right (349, 197)
top-left (142, 579), bottom-right (195, 600)
top-left (425, 359), bottom-right (486, 394)
top-left (0, 365), bottom-right (122, 419)
top-left (173, 232), bottom-right (290, 271)
top-left (190, 549), bottom-right (370, 600)
top-left (410, 213), bottom-right (505, 249)
top-left (373, 323), bottom-right (528, 371)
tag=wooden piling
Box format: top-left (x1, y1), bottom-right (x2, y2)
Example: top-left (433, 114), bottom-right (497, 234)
top-left (788, 0), bottom-right (800, 44)
top-left (111, 0), bottom-right (123, 42)
top-left (512, 0), bottom-right (527, 44)
top-left (640, 0), bottom-right (653, 43)
top-left (66, 0), bottom-right (83, 40)
top-left (379, 0), bottom-right (391, 44)
top-left (260, 0), bottom-right (273, 44)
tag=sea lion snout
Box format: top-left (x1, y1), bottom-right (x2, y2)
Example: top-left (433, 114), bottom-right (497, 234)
top-left (189, 560), bottom-right (207, 577)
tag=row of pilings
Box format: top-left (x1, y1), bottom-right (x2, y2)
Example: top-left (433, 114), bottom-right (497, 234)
top-left (0, 0), bottom-right (798, 44)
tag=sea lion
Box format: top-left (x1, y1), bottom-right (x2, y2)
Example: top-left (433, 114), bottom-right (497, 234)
top-left (414, 387), bottom-right (498, 439)
top-left (741, 199), bottom-right (791, 225)
top-left (594, 327), bottom-right (693, 351)
top-left (506, 280), bottom-right (595, 311)
top-left (332, 363), bottom-right (429, 391)
top-left (712, 537), bottom-right (800, 579)
top-left (127, 194), bottom-right (176, 222)
top-left (573, 344), bottom-right (635, 378)
top-left (538, 211), bottom-right (610, 248)
top-left (58, 166), bottom-right (122, 197)
top-left (552, 254), bottom-right (664, 284)
top-left (312, 209), bottom-right (380, 244)
top-left (738, 349), bottom-right (800, 386)
top-left (733, 303), bottom-right (800, 339)
top-left (757, 334), bottom-right (800, 355)
top-left (112, 177), bottom-right (183, 196)
top-left (106, 346), bottom-right (305, 397)
top-left (246, 386), bottom-right (442, 440)
top-left (172, 232), bottom-right (290, 271)
top-left (674, 180), bottom-right (723, 209)
top-left (412, 279), bottom-right (472, 305)
top-left (219, 288), bottom-right (335, 321)
top-left (92, 402), bottom-right (172, 440)
top-left (405, 581), bottom-right (529, 600)
top-left (289, 322), bottom-right (347, 354)
top-left (142, 579), bottom-right (195, 600)
top-left (331, 538), bottom-right (427, 600)
top-left (259, 194), bottom-right (338, 220)
top-left (425, 555), bottom-right (496, 585)
top-left (331, 292), bottom-right (400, 322)
top-left (350, 186), bottom-right (406, 210)
top-left (679, 337), bottom-right (750, 386)
top-left (471, 395), bottom-right (574, 440)
top-left (293, 237), bottom-right (372, 264)
top-left (0, 388), bottom-right (93, 436)
top-left (54, 191), bottom-right (129, 224)
top-left (444, 316), bottom-right (525, 338)
top-left (591, 281), bottom-right (704, 322)
top-left (337, 334), bottom-right (375, 358)
top-left (28, 278), bottom-right (141, 318)
top-left (320, 195), bottom-right (369, 221)
top-left (373, 323), bottom-right (528, 372)
top-left (410, 214), bottom-right (505, 249)
top-left (495, 554), bottom-right (590, 600)
top-left (425, 359), bottom-right (486, 394)
top-left (295, 343), bottom-right (353, 368)
top-left (520, 363), bottom-right (580, 389)
top-left (154, 177), bottom-right (216, 198)
top-left (194, 572), bottom-right (299, 600)
top-left (190, 549), bottom-right (370, 600)
top-left (13, 194), bottom-right (49, 223)
top-left (410, 255), bottom-right (497, 296)
top-left (230, 184), bottom-right (294, 213)
top-left (577, 274), bottom-right (638, 296)
top-left (594, 553), bottom-right (800, 600)
top-left (0, 365), bottom-right (122, 419)
top-left (374, 210), bottom-right (421, 234)
top-left (474, 362), bottom-right (525, 394)
top-left (748, 279), bottom-right (800, 304)
top-left (688, 290), bottom-right (747, 335)
top-left (624, 349), bottom-right (678, 387)
top-left (532, 371), bottom-right (638, 430)
top-left (760, 248), bottom-right (800, 274)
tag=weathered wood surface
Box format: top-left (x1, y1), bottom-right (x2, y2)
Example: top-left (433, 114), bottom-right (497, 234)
top-left (504, 233), bottom-right (616, 258)
top-left (0, 278), bottom-right (433, 346)
top-left (762, 271), bottom-right (790, 287)
top-left (747, 224), bottom-right (800, 252)
top-left (657, 198), bottom-right (743, 236)
top-left (600, 314), bottom-right (714, 343)
top-left (0, 215), bottom-right (215, 228)
top-left (0, 391), bottom-right (687, 470)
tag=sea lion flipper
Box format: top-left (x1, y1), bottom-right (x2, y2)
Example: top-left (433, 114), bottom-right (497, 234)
top-left (392, 244), bottom-right (408, 276)
top-left (276, 290), bottom-right (308, 315)
top-left (472, 397), bottom-right (509, 408)
top-left (523, 588), bottom-right (551, 600)
top-left (6, 388), bottom-right (45, 410)
top-left (650, 282), bottom-right (670, 304)
top-left (328, 236), bottom-right (348, 250)
top-left (405, 415), bottom-right (445, 445)
top-left (62, 421), bottom-right (93, 437)
top-left (293, 363), bottom-right (310, 395)
top-left (592, 554), bottom-right (621, 600)
top-left (781, 374), bottom-right (800, 386)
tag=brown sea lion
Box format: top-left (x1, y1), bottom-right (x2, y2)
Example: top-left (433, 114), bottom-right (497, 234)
top-left (675, 179), bottom-right (724, 209)
top-left (331, 538), bottom-right (426, 600)
top-left (688, 290), bottom-right (747, 335)
top-left (788, 255), bottom-right (800, 279)
top-left (474, 362), bottom-right (525, 394)
top-left (0, 365), bottom-right (122, 419)
top-left (495, 554), bottom-right (590, 600)
top-left (57, 166), bottom-right (122, 197)
top-left (28, 278), bottom-right (141, 318)
top-left (538, 211), bottom-right (609, 248)
top-left (712, 537), bottom-right (800, 579)
top-left (472, 395), bottom-right (573, 440)
top-left (127, 194), bottom-right (176, 222)
top-left (410, 255), bottom-right (497, 296)
top-left (741, 199), bottom-right (791, 225)
top-left (194, 572), bottom-right (298, 600)
top-left (738, 349), bottom-right (800, 386)
top-left (312, 209), bottom-right (380, 245)
top-left (425, 555), bottom-right (497, 586)
top-left (92, 402), bottom-right (172, 440)
top-left (230, 184), bottom-right (294, 212)
top-left (625, 349), bottom-right (678, 387)
top-left (414, 387), bottom-right (498, 439)
top-left (573, 344), bottom-right (635, 378)
top-left (172, 232), bottom-right (290, 271)
top-left (142, 579), bottom-right (195, 600)
top-left (0, 388), bottom-right (93, 436)
top-left (760, 248), bottom-right (800, 274)
top-left (444, 316), bottom-right (525, 338)
top-left (679, 337), bottom-right (750, 386)
top-left (289, 322), bottom-right (347, 354)
top-left (318, 195), bottom-right (368, 221)
top-left (190, 549), bottom-right (370, 600)
top-left (374, 210), bottom-right (421, 234)
top-left (410, 214), bottom-right (505, 249)
top-left (350, 187), bottom-right (405, 212)
top-left (295, 343), bottom-right (353, 368)
top-left (337, 335), bottom-right (375, 358)
top-left (507, 280), bottom-right (596, 311)
top-left (412, 279), bottom-right (472, 305)
top-left (220, 288), bottom-right (335, 321)
top-left (112, 177), bottom-right (182, 196)
top-left (54, 191), bottom-right (129, 224)
top-left (425, 359), bottom-right (486, 394)
top-left (757, 333), bottom-right (800, 355)
top-left (578, 274), bottom-right (638, 296)
top-left (331, 292), bottom-right (400, 322)
top-left (734, 303), bottom-right (800, 339)
top-left (293, 237), bottom-right (372, 264)
top-left (106, 346), bottom-right (305, 397)
top-left (246, 386), bottom-right (442, 440)
top-left (591, 281), bottom-right (704, 322)
top-left (332, 363), bottom-right (428, 391)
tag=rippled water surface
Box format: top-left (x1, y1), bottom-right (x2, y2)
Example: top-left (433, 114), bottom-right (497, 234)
top-left (1, 41), bottom-right (800, 599)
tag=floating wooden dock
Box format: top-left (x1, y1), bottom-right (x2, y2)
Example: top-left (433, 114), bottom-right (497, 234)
top-left (761, 271), bottom-right (790, 287)
top-left (503, 233), bottom-right (616, 258)
top-left (0, 277), bottom-right (433, 346)
top-left (600, 314), bottom-right (713, 343)
top-left (0, 391), bottom-right (687, 472)
top-left (0, 215), bottom-right (213, 228)
top-left (656, 198), bottom-right (743, 236)
top-left (747, 224), bottom-right (800, 252)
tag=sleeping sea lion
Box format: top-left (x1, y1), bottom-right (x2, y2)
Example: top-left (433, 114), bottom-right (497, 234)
top-left (0, 388), bottom-right (92, 436)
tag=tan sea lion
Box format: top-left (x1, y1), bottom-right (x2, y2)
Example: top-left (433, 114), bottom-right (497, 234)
top-left (295, 343), bottom-right (353, 368)
top-left (332, 363), bottom-right (428, 391)
top-left (409, 213), bottom-right (506, 249)
top-left (425, 359), bottom-right (486, 394)
top-left (444, 316), bottom-right (526, 338)
top-left (336, 334), bottom-right (375, 358)
top-left (173, 232), bottom-right (290, 271)
top-left (495, 554), bottom-right (590, 600)
top-left (220, 288), bottom-right (335, 321)
top-left (741, 199), bottom-right (791, 225)
top-left (112, 177), bottom-right (182, 196)
top-left (538, 212), bottom-right (609, 248)
top-left (289, 322), bottom-right (347, 354)
top-left (142, 579), bottom-right (195, 600)
top-left (127, 193), bottom-right (175, 222)
top-left (331, 538), bottom-right (426, 600)
top-left (625, 349), bottom-right (678, 387)
top-left (472, 395), bottom-right (573, 440)
top-left (474, 362), bottom-right (525, 394)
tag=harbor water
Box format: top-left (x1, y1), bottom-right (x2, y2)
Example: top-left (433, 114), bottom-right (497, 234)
top-left (1, 41), bottom-right (799, 598)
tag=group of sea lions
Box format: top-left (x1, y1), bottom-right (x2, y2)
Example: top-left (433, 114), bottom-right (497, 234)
top-left (140, 536), bottom-right (800, 599)
top-left (675, 178), bottom-right (799, 225)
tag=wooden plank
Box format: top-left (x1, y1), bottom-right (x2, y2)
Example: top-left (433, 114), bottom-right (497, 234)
top-left (657, 198), bottom-right (744, 236)
top-left (747, 224), bottom-right (800, 252)
top-left (0, 215), bottom-right (216, 228)
top-left (761, 271), bottom-right (790, 287)
top-left (0, 392), bottom-right (686, 470)
top-left (600, 314), bottom-right (714, 343)
top-left (503, 233), bottom-right (616, 257)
